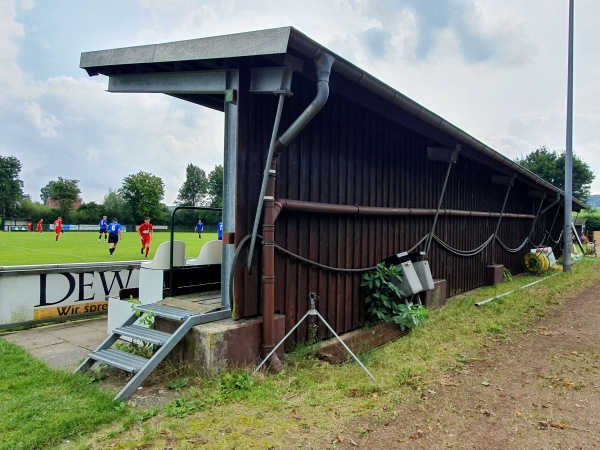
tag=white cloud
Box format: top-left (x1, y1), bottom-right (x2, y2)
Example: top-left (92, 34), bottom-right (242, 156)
top-left (24, 102), bottom-right (61, 137)
top-left (0, 0), bottom-right (31, 100)
top-left (2, 0), bottom-right (600, 204)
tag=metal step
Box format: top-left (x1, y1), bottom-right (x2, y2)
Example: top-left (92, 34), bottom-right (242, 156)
top-left (135, 303), bottom-right (199, 320)
top-left (88, 348), bottom-right (148, 373)
top-left (113, 325), bottom-right (172, 346)
top-left (76, 304), bottom-right (232, 401)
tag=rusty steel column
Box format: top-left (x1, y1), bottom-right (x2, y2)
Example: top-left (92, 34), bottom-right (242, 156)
top-left (261, 164), bottom-right (282, 368)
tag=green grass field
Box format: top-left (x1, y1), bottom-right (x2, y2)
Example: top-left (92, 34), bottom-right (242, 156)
top-left (0, 231), bottom-right (218, 266)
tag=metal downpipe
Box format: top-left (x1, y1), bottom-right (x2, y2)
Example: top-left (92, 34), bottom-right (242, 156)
top-left (261, 52), bottom-right (335, 369)
top-left (491, 176), bottom-right (515, 263)
top-left (425, 145), bottom-right (460, 254)
top-left (247, 93), bottom-right (287, 271)
top-left (274, 52), bottom-right (335, 153)
top-left (541, 192), bottom-right (561, 215)
top-left (527, 194), bottom-right (548, 243)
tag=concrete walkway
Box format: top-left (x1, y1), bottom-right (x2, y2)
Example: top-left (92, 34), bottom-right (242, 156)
top-left (1, 317), bottom-right (108, 370)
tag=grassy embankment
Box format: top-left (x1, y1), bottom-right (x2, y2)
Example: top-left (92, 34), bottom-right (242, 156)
top-left (1, 257), bottom-right (598, 449)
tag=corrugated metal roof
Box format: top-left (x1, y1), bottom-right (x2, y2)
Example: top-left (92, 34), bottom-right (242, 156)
top-left (80, 26), bottom-right (585, 209)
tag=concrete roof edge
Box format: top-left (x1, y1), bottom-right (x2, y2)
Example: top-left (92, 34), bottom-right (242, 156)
top-left (80, 26), bottom-right (293, 69)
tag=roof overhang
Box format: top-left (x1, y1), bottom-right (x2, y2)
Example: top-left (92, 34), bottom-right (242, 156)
top-left (80, 26), bottom-right (586, 210)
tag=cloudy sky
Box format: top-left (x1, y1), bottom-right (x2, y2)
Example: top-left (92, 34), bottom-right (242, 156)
top-left (1, 0), bottom-right (599, 205)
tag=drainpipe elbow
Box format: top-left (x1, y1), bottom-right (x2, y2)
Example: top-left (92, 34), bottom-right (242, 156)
top-left (273, 200), bottom-right (284, 223)
top-left (266, 353), bottom-right (284, 372)
top-left (277, 53), bottom-right (335, 148)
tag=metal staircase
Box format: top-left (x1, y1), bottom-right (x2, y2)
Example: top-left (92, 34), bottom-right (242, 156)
top-left (75, 302), bottom-right (231, 401)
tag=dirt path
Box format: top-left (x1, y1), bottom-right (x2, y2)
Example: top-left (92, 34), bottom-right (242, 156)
top-left (351, 277), bottom-right (600, 449)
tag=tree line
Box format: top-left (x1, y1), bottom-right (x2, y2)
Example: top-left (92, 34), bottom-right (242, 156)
top-left (1, 146), bottom-right (597, 229)
top-left (0, 157), bottom-right (223, 228)
top-left (514, 146), bottom-right (598, 234)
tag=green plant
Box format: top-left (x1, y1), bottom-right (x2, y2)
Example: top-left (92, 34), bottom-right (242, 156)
top-left (219, 370), bottom-right (255, 396)
top-left (360, 263), bottom-right (404, 323)
top-left (168, 378), bottom-right (189, 391)
top-left (128, 296), bottom-right (154, 328)
top-left (164, 396), bottom-right (207, 418)
top-left (392, 301), bottom-right (430, 331)
top-left (503, 268), bottom-right (513, 282)
top-left (396, 367), bottom-right (424, 387)
top-left (115, 341), bottom-right (154, 359)
top-left (361, 263), bottom-right (429, 330)
top-left (113, 296), bottom-right (156, 358)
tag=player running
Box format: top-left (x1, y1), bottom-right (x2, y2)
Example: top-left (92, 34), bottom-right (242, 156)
top-left (107, 218), bottom-right (122, 257)
top-left (36, 219), bottom-right (43, 233)
top-left (53, 217), bottom-right (62, 241)
top-left (98, 215), bottom-right (108, 242)
top-left (138, 217), bottom-right (153, 258)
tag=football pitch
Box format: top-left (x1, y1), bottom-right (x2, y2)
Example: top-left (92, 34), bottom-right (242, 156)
top-left (0, 231), bottom-right (218, 266)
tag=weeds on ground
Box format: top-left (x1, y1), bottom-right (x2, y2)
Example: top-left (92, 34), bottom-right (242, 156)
top-left (15, 259), bottom-right (600, 449)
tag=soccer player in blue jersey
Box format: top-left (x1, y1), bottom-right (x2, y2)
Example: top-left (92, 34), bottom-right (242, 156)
top-left (195, 219), bottom-right (204, 239)
top-left (98, 215), bottom-right (108, 242)
top-left (217, 221), bottom-right (223, 240)
top-left (108, 218), bottom-right (122, 256)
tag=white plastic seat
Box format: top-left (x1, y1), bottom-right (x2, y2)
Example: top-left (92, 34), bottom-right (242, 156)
top-left (186, 240), bottom-right (222, 266)
top-left (141, 240), bottom-right (186, 269)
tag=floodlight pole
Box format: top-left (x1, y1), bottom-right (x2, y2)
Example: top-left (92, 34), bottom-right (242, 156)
top-left (563, 0), bottom-right (574, 273)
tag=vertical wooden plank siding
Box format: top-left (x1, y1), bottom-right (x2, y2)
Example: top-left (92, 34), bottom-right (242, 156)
top-left (234, 72), bottom-right (561, 346)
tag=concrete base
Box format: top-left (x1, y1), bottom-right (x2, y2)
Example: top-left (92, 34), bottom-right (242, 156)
top-left (421, 279), bottom-right (447, 308)
top-left (155, 314), bottom-right (286, 375)
top-left (485, 264), bottom-right (504, 286)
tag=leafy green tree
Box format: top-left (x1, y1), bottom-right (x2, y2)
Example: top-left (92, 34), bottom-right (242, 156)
top-left (75, 202), bottom-right (105, 224)
top-left (174, 164), bottom-right (210, 227)
top-left (103, 189), bottom-right (131, 224)
top-left (177, 164), bottom-right (208, 206)
top-left (207, 165), bottom-right (224, 208)
top-left (197, 164), bottom-right (224, 226)
top-left (585, 210), bottom-right (600, 234)
top-left (0, 155), bottom-right (25, 218)
top-left (119, 171), bottom-right (165, 223)
top-left (40, 184), bottom-right (51, 205)
top-left (41, 177), bottom-right (81, 219)
top-left (15, 198), bottom-right (48, 222)
top-left (515, 146), bottom-right (595, 202)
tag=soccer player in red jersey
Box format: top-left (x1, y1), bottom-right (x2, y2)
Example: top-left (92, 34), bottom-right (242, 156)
top-left (138, 217), bottom-right (153, 258)
top-left (36, 219), bottom-right (43, 233)
top-left (53, 217), bottom-right (62, 241)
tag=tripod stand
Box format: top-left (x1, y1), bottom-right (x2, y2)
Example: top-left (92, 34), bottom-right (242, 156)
top-left (254, 292), bottom-right (376, 381)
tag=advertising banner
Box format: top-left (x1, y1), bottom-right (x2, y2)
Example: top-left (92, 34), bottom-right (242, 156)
top-left (0, 263), bottom-right (140, 327)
